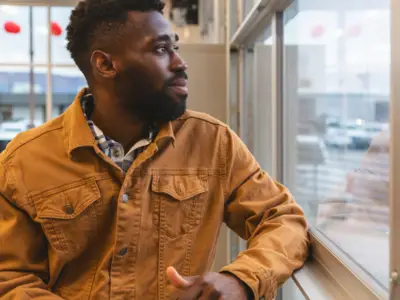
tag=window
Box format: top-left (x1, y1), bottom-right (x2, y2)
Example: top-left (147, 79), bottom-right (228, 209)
top-left (0, 66), bottom-right (46, 151)
top-left (283, 0), bottom-right (390, 292)
top-left (0, 6), bottom-right (48, 64)
top-left (51, 67), bottom-right (86, 118)
top-left (0, 4), bottom-right (80, 151)
top-left (230, 0), bottom-right (399, 298)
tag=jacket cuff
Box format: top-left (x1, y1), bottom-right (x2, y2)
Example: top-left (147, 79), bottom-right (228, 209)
top-left (220, 256), bottom-right (277, 300)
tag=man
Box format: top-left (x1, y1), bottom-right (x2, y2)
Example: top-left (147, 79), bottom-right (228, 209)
top-left (0, 0), bottom-right (309, 299)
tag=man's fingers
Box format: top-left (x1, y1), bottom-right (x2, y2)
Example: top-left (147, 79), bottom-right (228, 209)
top-left (198, 285), bottom-right (221, 300)
top-left (166, 266), bottom-right (193, 289)
top-left (177, 282), bottom-right (205, 300)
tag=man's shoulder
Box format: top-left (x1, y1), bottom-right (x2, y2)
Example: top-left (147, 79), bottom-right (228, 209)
top-left (0, 115), bottom-right (65, 163)
top-left (178, 109), bottom-right (228, 129)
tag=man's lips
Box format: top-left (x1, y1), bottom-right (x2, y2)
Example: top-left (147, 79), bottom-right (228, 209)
top-left (170, 78), bottom-right (188, 87)
top-left (169, 78), bottom-right (188, 95)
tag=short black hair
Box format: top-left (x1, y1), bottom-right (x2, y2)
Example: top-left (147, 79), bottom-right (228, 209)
top-left (66, 0), bottom-right (165, 74)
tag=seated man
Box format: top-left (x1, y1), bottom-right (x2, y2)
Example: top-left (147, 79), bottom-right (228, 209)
top-left (0, 0), bottom-right (309, 299)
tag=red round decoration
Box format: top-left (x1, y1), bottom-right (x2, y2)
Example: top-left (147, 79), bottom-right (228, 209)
top-left (4, 21), bottom-right (21, 34)
top-left (311, 24), bottom-right (325, 38)
top-left (51, 22), bottom-right (62, 36)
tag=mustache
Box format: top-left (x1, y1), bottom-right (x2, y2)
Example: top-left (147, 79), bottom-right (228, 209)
top-left (166, 72), bottom-right (188, 85)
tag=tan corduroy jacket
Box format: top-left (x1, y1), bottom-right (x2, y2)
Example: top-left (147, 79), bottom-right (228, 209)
top-left (0, 89), bottom-right (309, 300)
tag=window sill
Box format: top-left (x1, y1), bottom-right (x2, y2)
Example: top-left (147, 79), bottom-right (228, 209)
top-left (292, 230), bottom-right (387, 300)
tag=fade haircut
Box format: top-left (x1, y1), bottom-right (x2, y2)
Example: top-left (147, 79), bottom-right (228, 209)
top-left (66, 0), bottom-right (165, 74)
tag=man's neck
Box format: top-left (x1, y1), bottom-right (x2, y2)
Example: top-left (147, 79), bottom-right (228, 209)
top-left (89, 93), bottom-right (147, 153)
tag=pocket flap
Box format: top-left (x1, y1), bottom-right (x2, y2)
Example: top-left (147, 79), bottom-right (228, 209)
top-left (152, 175), bottom-right (208, 201)
top-left (35, 179), bottom-right (101, 220)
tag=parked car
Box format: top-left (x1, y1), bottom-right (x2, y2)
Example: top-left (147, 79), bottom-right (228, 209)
top-left (324, 120), bottom-right (386, 150)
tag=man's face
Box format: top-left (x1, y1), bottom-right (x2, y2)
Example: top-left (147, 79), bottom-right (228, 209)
top-left (107, 11), bottom-right (188, 124)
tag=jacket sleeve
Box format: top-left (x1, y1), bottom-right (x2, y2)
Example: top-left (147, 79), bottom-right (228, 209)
top-left (220, 127), bottom-right (309, 300)
top-left (0, 164), bottom-right (63, 299)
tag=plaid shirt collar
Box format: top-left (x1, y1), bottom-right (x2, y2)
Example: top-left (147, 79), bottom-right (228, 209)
top-left (81, 93), bottom-right (156, 172)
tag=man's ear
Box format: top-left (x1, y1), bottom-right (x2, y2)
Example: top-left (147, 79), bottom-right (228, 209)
top-left (90, 50), bottom-right (117, 79)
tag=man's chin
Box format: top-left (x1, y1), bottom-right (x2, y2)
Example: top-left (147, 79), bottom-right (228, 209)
top-left (146, 100), bottom-right (186, 124)
top-left (165, 101), bottom-right (187, 121)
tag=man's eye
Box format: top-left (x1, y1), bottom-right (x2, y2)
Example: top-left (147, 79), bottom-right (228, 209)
top-left (173, 46), bottom-right (180, 52)
top-left (155, 46), bottom-right (168, 54)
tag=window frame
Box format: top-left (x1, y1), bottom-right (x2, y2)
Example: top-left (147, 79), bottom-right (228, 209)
top-left (0, 1), bottom-right (79, 122)
top-left (229, 0), bottom-right (398, 299)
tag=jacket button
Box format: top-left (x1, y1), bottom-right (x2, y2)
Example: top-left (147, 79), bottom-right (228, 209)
top-left (64, 205), bottom-right (74, 215)
top-left (122, 194), bottom-right (129, 203)
top-left (119, 248), bottom-right (128, 256)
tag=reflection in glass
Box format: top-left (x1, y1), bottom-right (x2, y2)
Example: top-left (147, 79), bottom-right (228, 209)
top-left (282, 0), bottom-right (390, 290)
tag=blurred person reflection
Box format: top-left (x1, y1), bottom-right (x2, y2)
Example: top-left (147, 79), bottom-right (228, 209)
top-left (317, 127), bottom-right (389, 232)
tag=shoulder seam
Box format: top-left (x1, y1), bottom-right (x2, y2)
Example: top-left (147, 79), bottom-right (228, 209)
top-left (3, 125), bottom-right (63, 162)
top-left (181, 114), bottom-right (228, 128)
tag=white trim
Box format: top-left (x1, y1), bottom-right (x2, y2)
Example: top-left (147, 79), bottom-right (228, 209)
top-left (270, 12), bottom-right (284, 181)
top-left (390, 0), bottom-right (400, 298)
top-left (229, 0), bottom-right (292, 47)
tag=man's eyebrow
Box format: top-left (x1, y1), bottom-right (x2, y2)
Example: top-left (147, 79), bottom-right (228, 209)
top-left (153, 33), bottom-right (179, 43)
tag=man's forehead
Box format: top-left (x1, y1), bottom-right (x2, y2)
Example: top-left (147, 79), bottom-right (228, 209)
top-left (125, 10), bottom-right (175, 40)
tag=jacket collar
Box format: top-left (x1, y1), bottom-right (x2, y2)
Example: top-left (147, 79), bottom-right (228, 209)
top-left (63, 88), bottom-right (175, 157)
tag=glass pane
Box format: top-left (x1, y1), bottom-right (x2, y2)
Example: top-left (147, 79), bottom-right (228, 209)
top-left (33, 6), bottom-right (48, 64)
top-left (51, 7), bottom-right (74, 64)
top-left (0, 66), bottom-right (46, 151)
top-left (0, 6), bottom-right (47, 64)
top-left (51, 67), bottom-right (87, 118)
top-left (283, 0), bottom-right (390, 290)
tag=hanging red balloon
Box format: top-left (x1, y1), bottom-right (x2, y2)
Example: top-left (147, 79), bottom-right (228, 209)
top-left (311, 24), bottom-right (325, 38)
top-left (51, 22), bottom-right (62, 36)
top-left (4, 21), bottom-right (21, 34)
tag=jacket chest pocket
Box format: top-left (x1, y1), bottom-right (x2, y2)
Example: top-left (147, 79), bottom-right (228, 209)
top-left (152, 175), bottom-right (208, 240)
top-left (33, 179), bottom-right (101, 254)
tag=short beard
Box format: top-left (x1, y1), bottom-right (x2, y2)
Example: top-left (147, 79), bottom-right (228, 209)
top-left (116, 70), bottom-right (188, 125)
top-left (140, 90), bottom-right (187, 124)
top-left (122, 88), bottom-right (187, 125)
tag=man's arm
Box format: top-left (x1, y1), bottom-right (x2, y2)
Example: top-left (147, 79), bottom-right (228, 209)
top-left (0, 174), bottom-right (62, 299)
top-left (220, 127), bottom-right (309, 300)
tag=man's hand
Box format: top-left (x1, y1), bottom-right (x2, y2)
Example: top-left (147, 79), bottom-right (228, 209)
top-left (166, 266), bottom-right (251, 300)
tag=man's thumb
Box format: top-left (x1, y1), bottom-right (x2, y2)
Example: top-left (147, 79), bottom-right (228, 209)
top-left (166, 266), bottom-right (194, 289)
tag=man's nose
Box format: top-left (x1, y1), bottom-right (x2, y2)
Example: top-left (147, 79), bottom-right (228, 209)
top-left (170, 52), bottom-right (188, 72)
